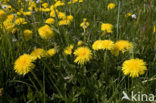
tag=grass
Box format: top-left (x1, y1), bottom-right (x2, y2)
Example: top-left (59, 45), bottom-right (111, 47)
top-left (0, 0), bottom-right (156, 102)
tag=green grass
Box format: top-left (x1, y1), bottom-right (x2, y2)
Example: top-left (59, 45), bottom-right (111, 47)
top-left (0, 0), bottom-right (156, 102)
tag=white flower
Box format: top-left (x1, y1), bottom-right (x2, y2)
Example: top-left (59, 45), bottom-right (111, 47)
top-left (131, 14), bottom-right (136, 19)
top-left (36, 0), bottom-right (41, 3)
top-left (2, 5), bottom-right (8, 9)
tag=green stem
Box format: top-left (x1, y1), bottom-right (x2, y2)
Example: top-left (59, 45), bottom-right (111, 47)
top-left (116, 1), bottom-right (121, 40)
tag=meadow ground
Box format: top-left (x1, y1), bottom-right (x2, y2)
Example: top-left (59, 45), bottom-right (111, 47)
top-left (0, 0), bottom-right (156, 103)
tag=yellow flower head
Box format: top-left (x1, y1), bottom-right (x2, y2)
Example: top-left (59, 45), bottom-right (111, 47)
top-left (64, 45), bottom-right (74, 55)
top-left (77, 41), bottom-right (83, 46)
top-left (79, 0), bottom-right (83, 3)
top-left (42, 3), bottom-right (49, 8)
top-left (3, 15), bottom-right (15, 33)
top-left (47, 48), bottom-right (56, 57)
top-left (68, 0), bottom-right (78, 4)
top-left (54, 1), bottom-right (65, 7)
top-left (38, 25), bottom-right (54, 39)
top-left (23, 29), bottom-right (33, 41)
top-left (111, 40), bottom-right (133, 56)
top-left (15, 18), bottom-right (27, 25)
top-left (50, 9), bottom-right (59, 17)
top-left (125, 13), bottom-right (132, 18)
top-left (107, 3), bottom-right (116, 10)
top-left (80, 18), bottom-right (89, 30)
top-left (7, 14), bottom-right (14, 20)
top-left (14, 54), bottom-right (35, 75)
top-left (74, 47), bottom-right (92, 65)
top-left (92, 40), bottom-right (114, 50)
top-left (40, 8), bottom-right (50, 12)
top-left (67, 15), bottom-right (74, 21)
top-left (30, 48), bottom-right (46, 60)
top-left (0, 9), bottom-right (7, 22)
top-left (101, 23), bottom-right (113, 34)
top-left (23, 12), bottom-right (32, 16)
top-left (122, 58), bottom-right (147, 78)
top-left (45, 18), bottom-right (55, 24)
top-left (58, 19), bottom-right (71, 26)
top-left (58, 12), bottom-right (66, 19)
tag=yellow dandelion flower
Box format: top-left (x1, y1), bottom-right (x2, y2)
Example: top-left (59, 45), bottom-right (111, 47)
top-left (107, 3), bottom-right (116, 10)
top-left (122, 58), bottom-right (147, 78)
top-left (0, 9), bottom-right (7, 22)
top-left (3, 18), bottom-right (15, 33)
top-left (23, 12), bottom-right (32, 16)
top-left (23, 29), bottom-right (33, 41)
top-left (101, 23), bottom-right (113, 34)
top-left (47, 48), bottom-right (56, 57)
top-left (45, 18), bottom-right (55, 24)
top-left (79, 0), bottom-right (83, 3)
top-left (7, 14), bottom-right (14, 20)
top-left (38, 25), bottom-right (54, 39)
top-left (68, 0), bottom-right (78, 4)
top-left (15, 18), bottom-right (27, 25)
top-left (54, 1), bottom-right (65, 7)
top-left (58, 12), bottom-right (66, 19)
top-left (74, 47), bottom-right (92, 65)
top-left (58, 19), bottom-right (71, 26)
top-left (64, 45), bottom-right (74, 55)
top-left (40, 8), bottom-right (51, 12)
top-left (67, 15), bottom-right (74, 21)
top-left (42, 3), bottom-right (49, 8)
top-left (30, 48), bottom-right (46, 60)
top-left (111, 40), bottom-right (133, 56)
top-left (125, 13), bottom-right (132, 18)
top-left (92, 40), bottom-right (114, 50)
top-left (77, 41), bottom-right (83, 46)
top-left (14, 54), bottom-right (35, 75)
top-left (50, 9), bottom-right (59, 17)
top-left (80, 18), bottom-right (89, 30)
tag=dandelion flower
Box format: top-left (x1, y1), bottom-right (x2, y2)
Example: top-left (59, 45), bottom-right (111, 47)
top-left (14, 54), bottom-right (35, 75)
top-left (30, 48), bottom-right (46, 60)
top-left (45, 18), bottom-right (55, 24)
top-left (77, 41), bottom-right (83, 46)
top-left (107, 3), bottom-right (115, 10)
top-left (92, 40), bottom-right (114, 50)
top-left (23, 29), bottom-right (33, 41)
top-left (3, 18), bottom-right (15, 33)
top-left (0, 9), bottom-right (7, 22)
top-left (54, 1), bottom-right (65, 7)
top-left (122, 58), bottom-right (147, 78)
top-left (67, 15), bottom-right (74, 21)
top-left (111, 40), bottom-right (133, 56)
top-left (79, 0), bottom-right (83, 3)
top-left (47, 48), bottom-right (56, 57)
top-left (42, 3), bottom-right (49, 8)
top-left (58, 12), bottom-right (66, 19)
top-left (125, 13), bottom-right (132, 18)
top-left (40, 8), bottom-right (50, 12)
top-left (80, 18), bottom-right (89, 31)
top-left (23, 12), bottom-right (32, 16)
top-left (101, 23), bottom-right (113, 34)
top-left (68, 0), bottom-right (78, 4)
top-left (74, 47), bottom-right (92, 65)
top-left (58, 19), bottom-right (71, 26)
top-left (64, 45), bottom-right (74, 55)
top-left (38, 25), bottom-right (54, 39)
top-left (15, 18), bottom-right (27, 25)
